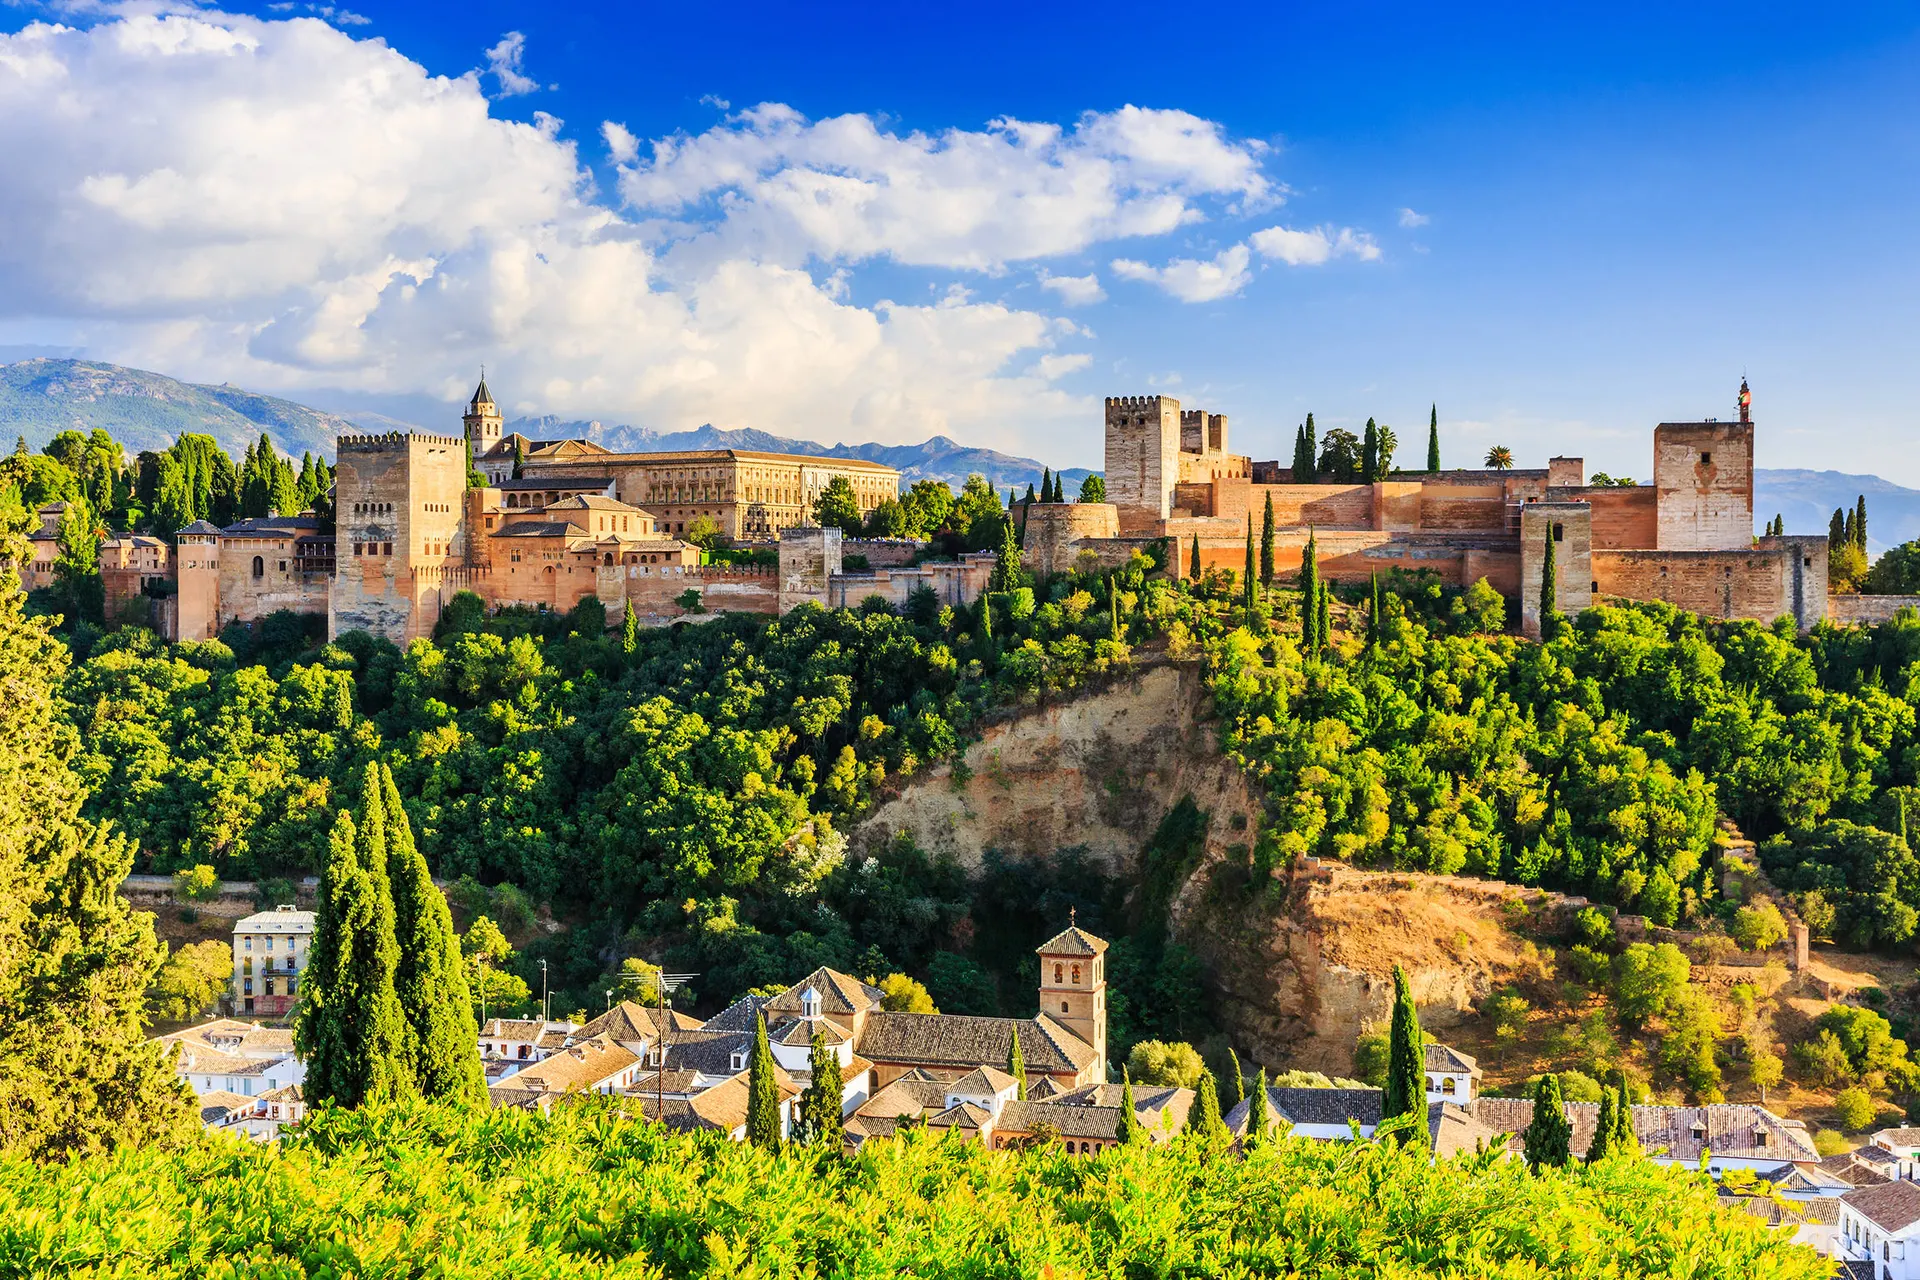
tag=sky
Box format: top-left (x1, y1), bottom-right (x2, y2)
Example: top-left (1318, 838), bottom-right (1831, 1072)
top-left (2, 2), bottom-right (1919, 479)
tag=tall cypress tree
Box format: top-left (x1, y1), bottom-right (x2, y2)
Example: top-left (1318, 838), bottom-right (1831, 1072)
top-left (1381, 965), bottom-right (1427, 1145)
top-left (1007, 1026), bottom-right (1027, 1100)
top-left (1844, 507), bottom-right (1857, 548)
top-left (1291, 425), bottom-right (1306, 477)
top-left (1259, 493), bottom-right (1275, 587)
top-left (1039, 468), bottom-right (1050, 504)
top-left (1586, 1086), bottom-right (1619, 1163)
top-left (1183, 1066), bottom-right (1228, 1142)
top-left (746, 1012), bottom-right (781, 1148)
top-left (1426, 404), bottom-right (1441, 472)
top-left (1117, 1068), bottom-right (1145, 1145)
top-left (383, 766), bottom-right (484, 1104)
top-left (1830, 508), bottom-right (1847, 547)
top-left (1189, 536), bottom-right (1201, 580)
top-left (1857, 495), bottom-right (1869, 550)
top-left (622, 600), bottom-right (639, 656)
top-left (1367, 573), bottom-right (1382, 651)
top-left (1539, 522), bottom-right (1559, 639)
top-left (1228, 1047), bottom-right (1246, 1109)
top-left (1523, 1073), bottom-right (1573, 1170)
top-left (511, 438), bottom-right (526, 481)
top-left (1362, 419), bottom-right (1380, 483)
top-left (1300, 531), bottom-right (1320, 653)
top-left (0, 520), bottom-right (192, 1159)
top-left (1243, 526), bottom-right (1257, 614)
top-left (1317, 579), bottom-right (1331, 653)
top-left (1109, 585), bottom-right (1122, 643)
top-left (1244, 1067), bottom-right (1269, 1147)
top-left (1302, 413), bottom-right (1318, 483)
top-left (799, 1032), bottom-right (844, 1148)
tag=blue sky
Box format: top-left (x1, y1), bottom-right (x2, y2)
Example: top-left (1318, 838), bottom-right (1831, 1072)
top-left (3, 2), bottom-right (1919, 480)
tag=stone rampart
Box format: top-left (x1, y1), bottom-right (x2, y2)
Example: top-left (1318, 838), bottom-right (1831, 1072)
top-left (827, 553), bottom-right (994, 610)
top-left (1022, 503), bottom-right (1120, 578)
top-left (1593, 535), bottom-right (1826, 632)
top-left (1828, 595), bottom-right (1920, 627)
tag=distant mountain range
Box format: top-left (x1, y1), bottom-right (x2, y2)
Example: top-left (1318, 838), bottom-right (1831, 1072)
top-left (6, 359), bottom-right (1917, 541)
top-left (507, 415), bottom-right (1094, 496)
top-left (1, 358), bottom-right (351, 461)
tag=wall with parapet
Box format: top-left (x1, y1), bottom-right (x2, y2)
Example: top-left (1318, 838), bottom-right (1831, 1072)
top-left (1593, 535), bottom-right (1826, 632)
top-left (1828, 595), bottom-right (1920, 627)
top-left (1023, 503), bottom-right (1120, 578)
top-left (827, 554), bottom-right (994, 610)
top-left (779, 526), bottom-right (842, 611)
top-left (1655, 422), bottom-right (1754, 551)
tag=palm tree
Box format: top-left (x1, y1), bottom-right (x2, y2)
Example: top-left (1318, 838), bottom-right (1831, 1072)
top-left (1484, 446), bottom-right (1514, 471)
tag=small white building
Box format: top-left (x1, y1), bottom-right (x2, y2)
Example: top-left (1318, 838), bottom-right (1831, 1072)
top-left (1423, 1043), bottom-right (1482, 1104)
top-left (1875, 1128), bottom-right (1920, 1181)
top-left (232, 905), bottom-right (314, 1018)
top-left (156, 1018), bottom-right (306, 1098)
top-left (1838, 1180), bottom-right (1920, 1278)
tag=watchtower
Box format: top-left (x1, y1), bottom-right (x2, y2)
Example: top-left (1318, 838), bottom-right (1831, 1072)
top-left (1036, 917), bottom-right (1108, 1082)
top-left (331, 432), bottom-right (468, 643)
top-left (463, 373), bottom-right (502, 456)
top-left (1103, 395), bottom-right (1181, 532)
top-left (173, 521), bottom-right (223, 642)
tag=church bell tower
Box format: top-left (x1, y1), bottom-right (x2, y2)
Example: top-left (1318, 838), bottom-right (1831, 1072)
top-left (463, 372), bottom-right (502, 455)
top-left (1036, 913), bottom-right (1108, 1081)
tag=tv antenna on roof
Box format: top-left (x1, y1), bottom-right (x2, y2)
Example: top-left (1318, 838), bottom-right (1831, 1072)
top-left (648, 970), bottom-right (699, 1124)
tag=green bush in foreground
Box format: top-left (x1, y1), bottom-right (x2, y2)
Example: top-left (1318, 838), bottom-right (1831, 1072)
top-left (0, 1100), bottom-right (1826, 1278)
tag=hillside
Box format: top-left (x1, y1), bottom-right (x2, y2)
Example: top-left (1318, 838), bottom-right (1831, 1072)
top-left (1754, 467), bottom-right (1920, 554)
top-left (0, 359), bottom-right (351, 460)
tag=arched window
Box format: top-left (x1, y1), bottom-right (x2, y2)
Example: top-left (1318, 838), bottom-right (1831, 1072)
top-left (1060, 1000), bottom-right (1068, 1013)
top-left (1053, 963), bottom-right (1063, 983)
top-left (603, 553), bottom-right (614, 565)
top-left (251, 555), bottom-right (263, 578)
top-left (1071, 965), bottom-right (1081, 985)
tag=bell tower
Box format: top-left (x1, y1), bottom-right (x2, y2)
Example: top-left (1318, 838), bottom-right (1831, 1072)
top-left (1036, 913), bottom-right (1108, 1081)
top-left (463, 371), bottom-right (502, 454)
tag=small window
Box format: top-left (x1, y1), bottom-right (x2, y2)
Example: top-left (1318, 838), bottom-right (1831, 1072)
top-left (251, 555), bottom-right (264, 578)
top-left (1551, 523), bottom-right (1564, 542)
top-left (1591, 580), bottom-right (1599, 593)
top-left (1071, 965), bottom-right (1081, 985)
top-left (1061, 1000), bottom-right (1069, 1013)
top-left (1053, 963), bottom-right (1063, 983)
top-left (1701, 452), bottom-right (1712, 464)
top-left (383, 543), bottom-right (392, 556)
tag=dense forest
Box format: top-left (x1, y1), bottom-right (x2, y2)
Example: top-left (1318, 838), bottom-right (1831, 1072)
top-left (0, 1098), bottom-right (1827, 1279)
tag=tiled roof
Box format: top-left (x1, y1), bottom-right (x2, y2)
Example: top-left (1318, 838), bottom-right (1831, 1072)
top-left (1035, 925), bottom-right (1107, 957)
top-left (947, 1066), bottom-right (1016, 1097)
top-left (176, 520), bottom-right (224, 536)
top-left (545, 494), bottom-right (644, 513)
top-left (1820, 1151), bottom-right (1894, 1187)
top-left (506, 1037), bottom-right (639, 1095)
top-left (480, 1019), bottom-right (551, 1040)
top-left (997, 1099), bottom-right (1117, 1140)
top-left (1720, 1193), bottom-right (1841, 1227)
top-left (496, 476), bottom-right (615, 491)
top-left (1843, 1180), bottom-right (1920, 1234)
top-left (573, 1001), bottom-right (669, 1045)
top-left (926, 1102), bottom-right (992, 1130)
top-left (1466, 1099), bottom-right (1820, 1163)
top-left (1034, 1083), bottom-right (1193, 1141)
top-left (197, 1091), bottom-right (254, 1124)
top-left (853, 1076), bottom-right (950, 1121)
top-left (492, 521), bottom-right (578, 538)
top-left (763, 968), bottom-right (885, 1020)
top-left (856, 1012), bottom-right (1096, 1074)
top-left (1028, 1077), bottom-right (1063, 1100)
top-left (1423, 1043), bottom-right (1479, 1075)
top-left (221, 516), bottom-right (323, 536)
top-left (701, 995), bottom-right (773, 1033)
top-left (1874, 1127), bottom-right (1920, 1147)
top-left (659, 1028), bottom-right (753, 1076)
top-left (626, 1070), bottom-right (704, 1096)
top-left (234, 908), bottom-right (314, 934)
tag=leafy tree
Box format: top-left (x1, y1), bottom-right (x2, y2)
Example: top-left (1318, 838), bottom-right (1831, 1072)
top-left (1761, 821), bottom-right (1920, 948)
top-left (1362, 419), bottom-right (1379, 483)
top-left (1182, 1066), bottom-right (1228, 1142)
top-left (1611, 943), bottom-right (1689, 1028)
top-left (684, 515), bottom-right (725, 549)
top-left (798, 1032), bottom-right (844, 1148)
top-left (1299, 530), bottom-right (1321, 653)
top-left (991, 516), bottom-right (1023, 592)
top-left (1857, 495), bottom-right (1869, 551)
top-left (171, 864), bottom-right (221, 902)
top-left (1814, 1128), bottom-right (1851, 1157)
top-left (813, 476), bottom-right (863, 535)
top-left (1750, 1050), bottom-right (1783, 1104)
top-left (1426, 405), bottom-right (1441, 472)
top-left (0, 543), bottom-right (190, 1159)
top-left (1794, 1028), bottom-right (1855, 1087)
top-left (746, 1012), bottom-right (781, 1148)
top-left (1007, 1025), bottom-right (1027, 1099)
top-left (1659, 987), bottom-right (1723, 1100)
top-left (1522, 1073), bottom-right (1573, 1170)
top-left (1318, 428), bottom-right (1361, 482)
top-left (621, 601), bottom-right (639, 656)
top-left (1586, 1086), bottom-right (1619, 1163)
top-left (1301, 413), bottom-right (1318, 482)
top-left (1485, 990), bottom-right (1530, 1058)
top-left (49, 498), bottom-right (103, 625)
top-left (1128, 1039), bottom-right (1205, 1089)
top-left (462, 916), bottom-right (530, 1021)
top-left (1189, 536), bottom-right (1201, 580)
top-left (1731, 902), bottom-right (1788, 951)
top-left (901, 479), bottom-right (954, 538)
top-left (1381, 965), bottom-right (1427, 1144)
top-left (874, 972), bottom-right (936, 1013)
top-left (1078, 474), bottom-right (1105, 504)
top-left (1836, 1085), bottom-right (1875, 1132)
top-left (148, 940), bottom-right (233, 1025)
top-left (1864, 541), bottom-right (1920, 594)
top-left (1241, 527), bottom-right (1256, 614)
top-left (1484, 446), bottom-right (1514, 471)
top-left (1376, 424), bottom-right (1398, 475)
top-left (382, 766), bottom-right (485, 1104)
top-left (1814, 1004), bottom-right (1914, 1081)
top-left (1538, 521), bottom-right (1558, 639)
top-left (864, 496), bottom-right (908, 537)
top-left (1116, 1068), bottom-right (1145, 1144)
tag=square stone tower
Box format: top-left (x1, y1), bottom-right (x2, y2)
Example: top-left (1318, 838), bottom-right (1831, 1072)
top-left (1654, 421), bottom-right (1753, 551)
top-left (1036, 921), bottom-right (1108, 1082)
top-left (1519, 502), bottom-right (1593, 640)
top-left (1104, 395), bottom-right (1181, 532)
top-left (331, 432), bottom-right (468, 644)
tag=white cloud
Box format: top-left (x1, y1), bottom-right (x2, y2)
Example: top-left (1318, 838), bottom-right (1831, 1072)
top-left (1398, 207), bottom-right (1429, 228)
top-left (483, 31), bottom-right (538, 98)
top-left (1111, 245), bottom-right (1251, 303)
top-left (602, 121), bottom-right (639, 164)
top-left (1249, 224), bottom-right (1380, 266)
top-left (1038, 270), bottom-right (1105, 306)
top-left (617, 103), bottom-right (1273, 271)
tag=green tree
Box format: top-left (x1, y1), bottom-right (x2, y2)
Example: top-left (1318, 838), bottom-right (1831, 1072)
top-left (1300, 530), bottom-right (1321, 653)
top-left (992, 515), bottom-right (1024, 592)
top-left (1426, 404), bottom-right (1441, 472)
top-left (171, 863), bottom-right (221, 902)
top-left (1836, 1085), bottom-right (1875, 1132)
top-left (1382, 965), bottom-right (1427, 1144)
top-left (1731, 903), bottom-right (1788, 951)
top-left (382, 766), bottom-right (485, 1105)
top-left (1856, 495), bottom-right (1868, 551)
top-left (1522, 1073), bottom-right (1573, 1170)
top-left (874, 972), bottom-right (936, 1013)
top-left (813, 476), bottom-right (863, 535)
top-left (1007, 1025), bottom-right (1027, 1100)
top-left (1750, 1050), bottom-right (1783, 1104)
top-left (1189, 536), bottom-right (1201, 580)
top-left (1259, 493), bottom-right (1275, 587)
top-left (621, 601), bottom-right (639, 657)
top-left (1244, 1067), bottom-right (1269, 1147)
top-left (746, 1012), bottom-right (781, 1148)
top-left (1586, 1086), bottom-right (1619, 1163)
top-left (149, 940), bottom-right (233, 1025)
top-left (1127, 1039), bottom-right (1205, 1089)
top-left (1242, 527), bottom-right (1256, 614)
top-left (1367, 573), bottom-right (1382, 651)
top-left (462, 916), bottom-right (530, 1022)
top-left (1538, 521), bottom-right (1558, 639)
top-left (1227, 1047), bottom-right (1245, 1108)
top-left (684, 515), bottom-right (725, 549)
top-left (1182, 1066), bottom-right (1228, 1142)
top-left (1611, 943), bottom-right (1690, 1027)
top-left (1116, 1068), bottom-right (1145, 1145)
top-left (1485, 446), bottom-right (1514, 470)
top-left (511, 438), bottom-right (526, 481)
top-left (0, 547), bottom-right (191, 1159)
top-left (1362, 418), bottom-right (1379, 483)
top-left (1078, 474), bottom-right (1106, 504)
top-left (50, 498), bottom-right (103, 625)
top-left (798, 1032), bottom-right (844, 1148)
top-left (1318, 428), bottom-right (1361, 482)
top-left (1301, 413), bottom-right (1318, 482)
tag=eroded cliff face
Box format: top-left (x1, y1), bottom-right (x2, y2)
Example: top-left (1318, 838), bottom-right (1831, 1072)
top-left (853, 661), bottom-right (1261, 876)
top-left (856, 657), bottom-right (1565, 1076)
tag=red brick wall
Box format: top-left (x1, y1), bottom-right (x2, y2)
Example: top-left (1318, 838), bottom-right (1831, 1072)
top-left (1584, 486), bottom-right (1658, 549)
top-left (1418, 483), bottom-right (1508, 533)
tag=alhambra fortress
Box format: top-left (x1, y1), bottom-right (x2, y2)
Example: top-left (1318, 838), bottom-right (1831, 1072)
top-left (27, 376), bottom-right (1906, 640)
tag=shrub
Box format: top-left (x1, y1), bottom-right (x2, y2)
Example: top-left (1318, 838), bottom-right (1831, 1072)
top-left (1731, 903), bottom-right (1789, 952)
top-left (170, 864), bottom-right (221, 903)
top-left (1813, 1128), bottom-right (1852, 1157)
top-left (1611, 943), bottom-right (1689, 1027)
top-left (1127, 1040), bottom-right (1206, 1090)
top-left (1793, 1029), bottom-right (1855, 1087)
top-left (1835, 1086), bottom-right (1876, 1133)
top-left (874, 973), bottom-right (936, 1014)
top-left (1573, 907), bottom-right (1615, 950)
top-left (148, 940), bottom-right (232, 1024)
top-left (676, 588), bottom-right (706, 614)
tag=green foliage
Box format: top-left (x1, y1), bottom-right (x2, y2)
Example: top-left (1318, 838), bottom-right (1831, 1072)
top-left (1116, 1069), bottom-right (1145, 1145)
top-left (797, 1032), bottom-right (844, 1148)
top-left (462, 915), bottom-right (530, 1020)
top-left (1078, 473), bottom-right (1106, 504)
top-left (1658, 987), bottom-right (1724, 1101)
top-left (1813, 1004), bottom-right (1916, 1084)
top-left (1794, 1028), bottom-right (1856, 1087)
top-left (1586, 1086), bottom-right (1620, 1163)
top-left (148, 939), bottom-right (233, 1025)
top-left (1182, 1066), bottom-right (1229, 1143)
top-left (1007, 1025), bottom-right (1027, 1100)
top-left (812, 476), bottom-right (864, 535)
top-left (1864, 542), bottom-right (1920, 594)
top-left (1523, 1073), bottom-right (1573, 1170)
top-left (1128, 1040), bottom-right (1205, 1090)
top-left (1611, 943), bottom-right (1690, 1028)
top-left (1761, 821), bottom-right (1920, 948)
top-left (1730, 902), bottom-right (1788, 951)
top-left (1353, 1031), bottom-right (1390, 1087)
top-left (170, 863), bottom-right (221, 902)
top-left (1426, 405), bottom-right (1441, 472)
top-left (1813, 1128), bottom-right (1852, 1157)
top-left (874, 973), bottom-right (936, 1014)
top-left (1244, 1067), bottom-right (1269, 1147)
top-left (1573, 906), bottom-right (1615, 949)
top-left (925, 951), bottom-right (999, 1016)
top-left (1382, 965), bottom-right (1426, 1144)
top-left (1836, 1085), bottom-right (1876, 1132)
top-left (1484, 989), bottom-right (1530, 1054)
top-left (747, 1012), bottom-right (780, 1148)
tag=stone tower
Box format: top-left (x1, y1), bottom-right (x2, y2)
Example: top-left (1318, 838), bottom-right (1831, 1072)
top-left (1036, 919), bottom-right (1108, 1082)
top-left (331, 432), bottom-right (469, 644)
top-left (1103, 395), bottom-right (1181, 533)
top-left (173, 520), bottom-right (223, 642)
top-left (463, 373), bottom-right (502, 456)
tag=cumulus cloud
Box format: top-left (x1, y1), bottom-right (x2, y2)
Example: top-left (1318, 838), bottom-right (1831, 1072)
top-left (483, 31), bottom-right (538, 97)
top-left (1398, 207), bottom-right (1429, 228)
top-left (1249, 224), bottom-right (1381, 266)
top-left (602, 120), bottom-right (639, 164)
top-left (1110, 245), bottom-right (1251, 303)
top-left (1038, 270), bottom-right (1105, 306)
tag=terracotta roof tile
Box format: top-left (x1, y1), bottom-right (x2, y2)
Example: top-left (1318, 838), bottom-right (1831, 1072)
top-left (1843, 1180), bottom-right (1920, 1233)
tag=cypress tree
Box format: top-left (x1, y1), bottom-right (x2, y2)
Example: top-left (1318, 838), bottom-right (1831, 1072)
top-left (1039, 468), bottom-right (1050, 503)
top-left (1302, 413), bottom-right (1318, 482)
top-left (1426, 404), bottom-right (1441, 472)
top-left (1367, 572), bottom-right (1382, 651)
top-left (622, 600), bottom-right (639, 656)
top-left (799, 1031), bottom-right (844, 1149)
top-left (1183, 1066), bottom-right (1228, 1143)
top-left (1586, 1086), bottom-right (1619, 1163)
top-left (1055, 473), bottom-right (1066, 503)
top-left (979, 592), bottom-right (993, 646)
top-left (511, 438), bottom-right (526, 480)
top-left (1109, 584), bottom-right (1122, 643)
top-left (383, 766), bottom-right (485, 1104)
top-left (1844, 507), bottom-right (1857, 549)
top-left (1539, 522), bottom-right (1558, 639)
top-left (1857, 495), bottom-right (1869, 550)
top-left (1008, 1026), bottom-right (1027, 1100)
top-left (1025, 482), bottom-right (1038, 505)
top-left (992, 516), bottom-right (1022, 591)
top-left (1362, 418), bottom-right (1380, 483)
top-left (1244, 1067), bottom-right (1269, 1147)
top-left (1382, 965), bottom-right (1427, 1145)
top-left (0, 525), bottom-right (192, 1159)
top-left (1117, 1068), bottom-right (1146, 1145)
top-left (1189, 535), bottom-right (1201, 580)
top-left (1830, 508), bottom-right (1847, 547)
top-left (1300, 531), bottom-right (1320, 653)
top-left (1605, 1070), bottom-right (1641, 1157)
top-left (1523, 1073), bottom-right (1573, 1170)
top-left (1291, 425), bottom-right (1307, 478)
top-left (1228, 1047), bottom-right (1246, 1108)
top-left (1260, 493), bottom-right (1275, 587)
top-left (1317, 579), bottom-right (1331, 652)
top-left (747, 1012), bottom-right (781, 1148)
top-left (1243, 526), bottom-right (1257, 613)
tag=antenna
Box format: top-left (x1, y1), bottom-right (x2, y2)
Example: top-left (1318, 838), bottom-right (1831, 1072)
top-left (652, 970), bottom-right (699, 1125)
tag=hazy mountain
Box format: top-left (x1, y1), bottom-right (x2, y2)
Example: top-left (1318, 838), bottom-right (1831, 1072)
top-left (0, 358), bottom-right (353, 460)
top-left (1754, 469), bottom-right (1920, 555)
top-left (509, 415), bottom-right (1094, 496)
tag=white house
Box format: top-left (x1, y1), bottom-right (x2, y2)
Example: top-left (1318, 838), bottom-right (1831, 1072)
top-left (1838, 1180), bottom-right (1920, 1278)
top-left (1423, 1043), bottom-right (1481, 1104)
top-left (1875, 1128), bottom-right (1920, 1181)
top-left (156, 1019), bottom-right (306, 1098)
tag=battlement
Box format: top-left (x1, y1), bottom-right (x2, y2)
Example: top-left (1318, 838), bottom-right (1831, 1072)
top-left (1104, 395), bottom-right (1176, 411)
top-left (337, 431), bottom-right (467, 451)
